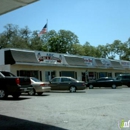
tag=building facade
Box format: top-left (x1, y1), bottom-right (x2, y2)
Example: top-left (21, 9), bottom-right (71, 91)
top-left (0, 48), bottom-right (130, 82)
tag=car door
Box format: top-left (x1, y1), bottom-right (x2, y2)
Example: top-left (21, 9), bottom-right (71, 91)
top-left (122, 76), bottom-right (130, 86)
top-left (116, 75), bottom-right (130, 85)
top-left (104, 78), bottom-right (113, 87)
top-left (59, 78), bottom-right (70, 90)
top-left (50, 77), bottom-right (61, 90)
top-left (96, 79), bottom-right (106, 87)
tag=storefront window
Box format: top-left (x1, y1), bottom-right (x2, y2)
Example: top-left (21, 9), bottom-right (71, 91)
top-left (45, 71), bottom-right (56, 81)
top-left (108, 73), bottom-right (112, 77)
top-left (115, 73), bottom-right (123, 77)
top-left (60, 71), bottom-right (77, 79)
top-left (88, 72), bottom-right (96, 80)
top-left (17, 70), bottom-right (39, 78)
top-left (99, 72), bottom-right (107, 78)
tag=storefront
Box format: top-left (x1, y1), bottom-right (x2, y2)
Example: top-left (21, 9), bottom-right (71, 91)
top-left (0, 48), bottom-right (130, 82)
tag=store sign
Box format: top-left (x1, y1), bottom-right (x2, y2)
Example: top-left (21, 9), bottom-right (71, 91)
top-left (36, 52), bottom-right (63, 64)
top-left (84, 57), bottom-right (93, 66)
top-left (101, 59), bottom-right (111, 67)
top-left (120, 61), bottom-right (130, 68)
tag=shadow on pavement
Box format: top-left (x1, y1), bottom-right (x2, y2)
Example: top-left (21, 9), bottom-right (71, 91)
top-left (0, 97), bottom-right (31, 101)
top-left (87, 86), bottom-right (128, 89)
top-left (0, 114), bottom-right (67, 130)
top-left (50, 90), bottom-right (86, 93)
top-left (21, 93), bottom-right (50, 97)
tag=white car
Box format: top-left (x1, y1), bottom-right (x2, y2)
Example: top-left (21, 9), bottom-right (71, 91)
top-left (28, 77), bottom-right (51, 95)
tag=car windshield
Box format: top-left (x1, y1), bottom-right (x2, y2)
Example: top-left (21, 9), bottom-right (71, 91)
top-left (69, 77), bottom-right (77, 82)
top-left (31, 77), bottom-right (41, 82)
top-left (0, 72), bottom-right (15, 77)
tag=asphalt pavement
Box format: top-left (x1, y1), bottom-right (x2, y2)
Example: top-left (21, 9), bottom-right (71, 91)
top-left (0, 87), bottom-right (130, 130)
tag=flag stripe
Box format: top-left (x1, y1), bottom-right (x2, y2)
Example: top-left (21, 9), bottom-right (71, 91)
top-left (38, 23), bottom-right (47, 36)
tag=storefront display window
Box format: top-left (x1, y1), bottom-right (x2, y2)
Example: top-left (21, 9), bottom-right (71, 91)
top-left (45, 71), bottom-right (56, 81)
top-left (17, 70), bottom-right (39, 79)
top-left (115, 73), bottom-right (124, 77)
top-left (108, 73), bottom-right (112, 77)
top-left (88, 72), bottom-right (96, 80)
top-left (59, 71), bottom-right (77, 79)
top-left (99, 72), bottom-right (107, 78)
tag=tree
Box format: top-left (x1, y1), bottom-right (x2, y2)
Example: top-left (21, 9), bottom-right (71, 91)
top-left (108, 40), bottom-right (128, 60)
top-left (48, 30), bottom-right (79, 53)
top-left (83, 42), bottom-right (98, 57)
top-left (96, 44), bottom-right (112, 58)
top-left (0, 24), bottom-right (31, 49)
top-left (44, 30), bottom-right (58, 52)
top-left (1, 24), bottom-right (130, 61)
top-left (120, 38), bottom-right (130, 60)
top-left (30, 30), bottom-right (45, 51)
top-left (71, 43), bottom-right (85, 55)
top-left (0, 24), bottom-right (18, 48)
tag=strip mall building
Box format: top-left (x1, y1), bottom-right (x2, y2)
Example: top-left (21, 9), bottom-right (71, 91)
top-left (0, 48), bottom-right (130, 82)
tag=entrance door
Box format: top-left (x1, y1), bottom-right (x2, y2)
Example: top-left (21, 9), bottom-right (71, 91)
top-left (82, 72), bottom-right (86, 82)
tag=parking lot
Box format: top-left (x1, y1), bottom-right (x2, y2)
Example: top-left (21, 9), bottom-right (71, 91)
top-left (0, 86), bottom-right (130, 130)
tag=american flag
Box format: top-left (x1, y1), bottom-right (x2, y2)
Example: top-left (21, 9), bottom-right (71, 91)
top-left (38, 24), bottom-right (47, 36)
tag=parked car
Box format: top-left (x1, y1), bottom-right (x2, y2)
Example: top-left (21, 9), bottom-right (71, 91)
top-left (0, 71), bottom-right (32, 99)
top-left (116, 74), bottom-right (130, 87)
top-left (28, 77), bottom-right (51, 95)
top-left (50, 76), bottom-right (86, 92)
top-left (86, 77), bottom-right (122, 89)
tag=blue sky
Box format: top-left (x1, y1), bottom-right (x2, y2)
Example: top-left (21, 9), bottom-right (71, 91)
top-left (0, 0), bottom-right (130, 47)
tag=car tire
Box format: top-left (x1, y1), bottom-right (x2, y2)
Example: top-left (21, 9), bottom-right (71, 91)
top-left (69, 86), bottom-right (76, 93)
top-left (89, 84), bottom-right (94, 89)
top-left (0, 89), bottom-right (8, 99)
top-left (37, 92), bottom-right (43, 96)
top-left (127, 83), bottom-right (130, 87)
top-left (112, 84), bottom-right (116, 89)
top-left (28, 89), bottom-right (35, 96)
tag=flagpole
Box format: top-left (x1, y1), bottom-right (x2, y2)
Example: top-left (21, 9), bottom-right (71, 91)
top-left (47, 19), bottom-right (48, 32)
top-left (46, 19), bottom-right (49, 52)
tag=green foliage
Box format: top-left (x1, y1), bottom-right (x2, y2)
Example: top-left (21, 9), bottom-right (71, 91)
top-left (83, 42), bottom-right (99, 57)
top-left (71, 43), bottom-right (85, 55)
top-left (0, 24), bottom-right (30, 49)
top-left (0, 24), bottom-right (130, 60)
top-left (48, 30), bottom-right (79, 53)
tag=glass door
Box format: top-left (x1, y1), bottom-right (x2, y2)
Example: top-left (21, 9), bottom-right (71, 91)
top-left (45, 71), bottom-right (56, 81)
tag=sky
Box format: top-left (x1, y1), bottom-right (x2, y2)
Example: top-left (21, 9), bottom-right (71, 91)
top-left (0, 0), bottom-right (130, 47)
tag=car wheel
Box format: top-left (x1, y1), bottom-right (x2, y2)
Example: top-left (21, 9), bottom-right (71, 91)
top-left (69, 86), bottom-right (76, 93)
top-left (37, 92), bottom-right (43, 96)
top-left (28, 89), bottom-right (35, 96)
top-left (112, 84), bottom-right (116, 89)
top-left (0, 89), bottom-right (8, 99)
top-left (89, 84), bottom-right (93, 89)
